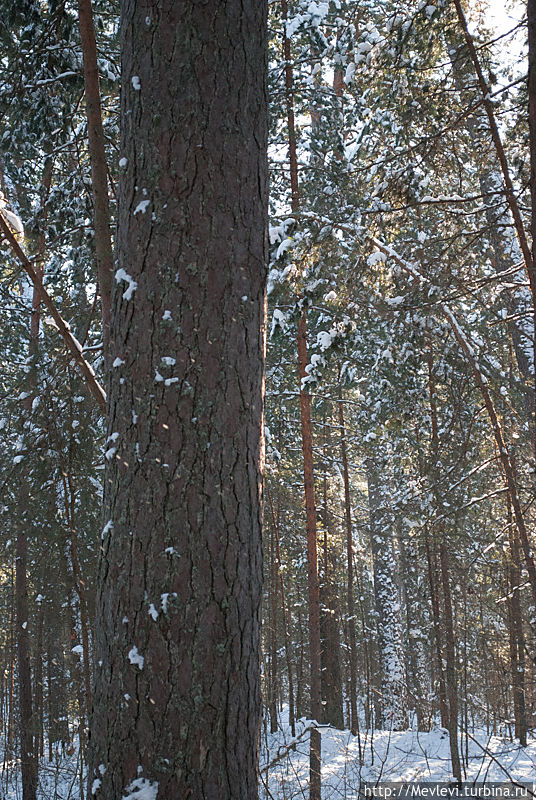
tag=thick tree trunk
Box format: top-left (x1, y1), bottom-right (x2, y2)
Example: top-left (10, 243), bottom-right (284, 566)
top-left (88, 2), bottom-right (268, 798)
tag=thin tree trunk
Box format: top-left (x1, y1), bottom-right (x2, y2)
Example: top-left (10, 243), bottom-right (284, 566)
top-left (506, 499), bottom-right (527, 746)
top-left (453, 0), bottom-right (536, 456)
top-left (268, 489), bottom-right (296, 738)
top-left (367, 455), bottom-right (407, 730)
top-left (78, 0), bottom-right (114, 351)
top-left (34, 599), bottom-right (44, 761)
top-left (319, 474), bottom-right (344, 730)
top-left (297, 312), bottom-right (322, 800)
top-left (281, 1), bottom-right (321, 792)
top-left (439, 542), bottom-right (462, 783)
top-left (269, 512), bottom-right (279, 734)
top-left (16, 522), bottom-right (36, 800)
top-left (424, 536), bottom-right (449, 729)
top-left (338, 387), bottom-right (360, 745)
top-left (0, 215), bottom-right (106, 413)
top-left (374, 238), bottom-right (536, 616)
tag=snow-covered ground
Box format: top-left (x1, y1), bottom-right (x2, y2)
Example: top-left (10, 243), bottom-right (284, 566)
top-left (262, 720), bottom-right (536, 799)
top-left (1, 724), bottom-right (535, 799)
top-left (0, 740), bottom-right (83, 800)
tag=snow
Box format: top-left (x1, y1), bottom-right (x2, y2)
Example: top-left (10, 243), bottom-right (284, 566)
top-left (112, 357), bottom-right (125, 368)
top-left (263, 721), bottom-right (536, 797)
top-left (127, 646), bottom-right (144, 670)
top-left (122, 778), bottom-right (159, 800)
top-left (133, 200), bottom-right (150, 215)
top-left (317, 330), bottom-right (334, 351)
top-left (71, 645), bottom-right (83, 656)
top-left (161, 592), bottom-right (177, 614)
top-left (276, 237), bottom-right (294, 259)
top-left (119, 157), bottom-right (127, 168)
top-left (115, 268), bottom-right (138, 300)
top-left (131, 76), bottom-right (141, 91)
top-left (368, 251), bottom-right (387, 266)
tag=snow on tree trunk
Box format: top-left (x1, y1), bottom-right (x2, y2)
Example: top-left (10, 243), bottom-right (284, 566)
top-left (367, 455), bottom-right (408, 731)
top-left (88, 1), bottom-right (268, 798)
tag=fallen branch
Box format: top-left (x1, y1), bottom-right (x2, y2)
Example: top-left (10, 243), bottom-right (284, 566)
top-left (260, 722), bottom-right (319, 774)
top-left (0, 212), bottom-right (106, 414)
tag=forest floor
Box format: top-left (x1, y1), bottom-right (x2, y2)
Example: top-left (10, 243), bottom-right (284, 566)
top-left (0, 723), bottom-right (535, 799)
top-left (262, 718), bottom-right (536, 799)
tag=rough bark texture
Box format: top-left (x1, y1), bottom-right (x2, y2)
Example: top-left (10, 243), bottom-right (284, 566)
top-left (88, 2), bottom-right (268, 798)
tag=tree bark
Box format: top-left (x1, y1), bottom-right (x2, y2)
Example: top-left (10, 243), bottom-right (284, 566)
top-left (367, 455), bottom-right (407, 730)
top-left (425, 536), bottom-right (449, 729)
top-left (506, 500), bottom-right (527, 746)
top-left (439, 542), bottom-right (462, 783)
top-left (78, 0), bottom-right (114, 351)
top-left (338, 388), bottom-right (360, 740)
top-left (297, 313), bottom-right (322, 800)
top-left (280, 1), bottom-right (322, 792)
top-left (88, 2), bottom-right (268, 798)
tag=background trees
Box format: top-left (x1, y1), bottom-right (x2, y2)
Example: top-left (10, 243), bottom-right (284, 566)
top-left (0, 0), bottom-right (534, 797)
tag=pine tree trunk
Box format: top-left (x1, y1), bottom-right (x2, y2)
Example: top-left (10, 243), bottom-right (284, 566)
top-left (506, 503), bottom-right (527, 746)
top-left (280, 1), bottom-right (322, 791)
top-left (268, 491), bottom-right (296, 737)
top-left (367, 456), bottom-right (407, 730)
top-left (269, 519), bottom-right (279, 734)
top-left (297, 313), bottom-right (322, 800)
top-left (34, 599), bottom-right (44, 761)
top-left (439, 542), bottom-right (462, 783)
top-left (425, 536), bottom-right (449, 729)
top-left (78, 0), bottom-right (113, 351)
top-left (88, 2), bottom-right (268, 797)
top-left (16, 522), bottom-right (36, 800)
top-left (338, 389), bottom-right (360, 739)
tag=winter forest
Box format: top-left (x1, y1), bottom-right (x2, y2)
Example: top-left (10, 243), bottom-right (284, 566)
top-left (1, 0), bottom-right (536, 798)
